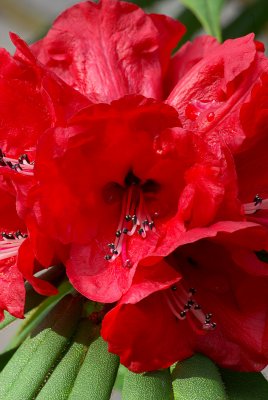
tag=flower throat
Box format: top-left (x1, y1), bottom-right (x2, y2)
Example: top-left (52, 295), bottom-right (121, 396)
top-left (104, 171), bottom-right (156, 266)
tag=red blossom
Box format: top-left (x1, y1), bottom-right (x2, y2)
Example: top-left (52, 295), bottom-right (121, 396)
top-left (1, 0), bottom-right (268, 372)
top-left (102, 228), bottom-right (268, 372)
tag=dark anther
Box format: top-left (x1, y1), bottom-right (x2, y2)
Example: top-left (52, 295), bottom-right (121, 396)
top-left (206, 313), bottom-right (212, 319)
top-left (180, 311), bottom-right (186, 318)
top-left (187, 299), bottom-right (194, 306)
top-left (112, 250), bottom-right (119, 255)
top-left (108, 243), bottom-right (115, 249)
top-left (104, 255), bottom-right (112, 260)
top-left (125, 215), bottom-right (132, 222)
top-left (18, 154), bottom-right (30, 164)
top-left (171, 285), bottom-right (177, 291)
top-left (123, 228), bottom-right (128, 234)
top-left (211, 322), bottom-right (217, 329)
top-left (115, 230), bottom-right (122, 237)
top-left (12, 164), bottom-right (22, 171)
top-left (124, 171), bottom-right (141, 186)
top-left (132, 215), bottom-right (137, 224)
top-left (138, 228), bottom-right (144, 235)
top-left (184, 303), bottom-right (192, 310)
top-left (148, 221), bottom-right (155, 230)
top-left (2, 232), bottom-right (15, 240)
top-left (142, 219), bottom-right (149, 226)
top-left (254, 194), bottom-right (263, 206)
top-left (189, 287), bottom-right (197, 295)
top-left (194, 304), bottom-right (201, 310)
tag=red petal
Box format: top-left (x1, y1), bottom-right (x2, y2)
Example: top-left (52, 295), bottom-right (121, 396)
top-left (119, 259), bottom-right (181, 304)
top-left (31, 0), bottom-right (184, 102)
top-left (0, 258), bottom-right (25, 320)
top-left (167, 34), bottom-right (268, 152)
top-left (165, 35), bottom-right (220, 96)
top-left (17, 239), bottom-right (57, 296)
top-left (102, 291), bottom-right (195, 372)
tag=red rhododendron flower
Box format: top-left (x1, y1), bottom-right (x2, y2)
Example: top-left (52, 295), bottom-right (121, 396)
top-left (102, 228), bottom-right (268, 372)
top-left (1, 0), bottom-right (268, 374)
top-left (19, 0), bottom-right (268, 303)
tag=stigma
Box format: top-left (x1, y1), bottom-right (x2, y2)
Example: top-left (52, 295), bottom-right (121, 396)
top-left (104, 179), bottom-right (156, 266)
top-left (165, 284), bottom-right (216, 332)
top-left (0, 149), bottom-right (34, 176)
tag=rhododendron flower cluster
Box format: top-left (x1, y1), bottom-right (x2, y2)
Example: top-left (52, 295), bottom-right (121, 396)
top-left (1, 0), bottom-right (268, 373)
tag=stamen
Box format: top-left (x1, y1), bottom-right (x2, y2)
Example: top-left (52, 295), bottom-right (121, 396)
top-left (165, 284), bottom-right (216, 332)
top-left (0, 149), bottom-right (34, 176)
top-left (104, 183), bottom-right (156, 265)
top-left (0, 230), bottom-right (28, 261)
top-left (244, 194), bottom-right (268, 214)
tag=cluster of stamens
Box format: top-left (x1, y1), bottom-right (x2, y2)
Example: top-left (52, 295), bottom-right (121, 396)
top-left (0, 149), bottom-right (34, 176)
top-left (104, 183), bottom-right (156, 266)
top-left (244, 194), bottom-right (268, 214)
top-left (0, 230), bottom-right (28, 261)
top-left (165, 285), bottom-right (216, 331)
top-left (1, 231), bottom-right (28, 240)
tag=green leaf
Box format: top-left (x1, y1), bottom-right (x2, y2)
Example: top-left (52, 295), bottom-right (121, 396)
top-left (0, 349), bottom-right (17, 373)
top-left (179, 0), bottom-right (224, 41)
top-left (69, 336), bottom-right (119, 400)
top-left (171, 354), bottom-right (228, 400)
top-left (36, 319), bottom-right (97, 400)
top-left (0, 295), bottom-right (82, 400)
top-left (5, 280), bottom-right (74, 351)
top-left (114, 364), bottom-right (128, 392)
top-left (220, 369), bottom-right (268, 400)
top-left (122, 368), bottom-right (173, 400)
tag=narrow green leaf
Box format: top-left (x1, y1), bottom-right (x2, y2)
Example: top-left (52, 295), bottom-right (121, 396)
top-left (122, 368), bottom-right (173, 400)
top-left (220, 369), bottom-right (268, 400)
top-left (114, 364), bottom-right (128, 392)
top-left (36, 319), bottom-right (97, 400)
top-left (171, 354), bottom-right (228, 400)
top-left (69, 336), bottom-right (119, 400)
top-left (179, 0), bottom-right (224, 41)
top-left (0, 349), bottom-right (17, 373)
top-left (5, 280), bottom-right (73, 350)
top-left (0, 295), bottom-right (82, 400)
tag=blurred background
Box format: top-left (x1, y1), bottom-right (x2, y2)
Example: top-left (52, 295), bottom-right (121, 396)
top-left (0, 0), bottom-right (268, 53)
